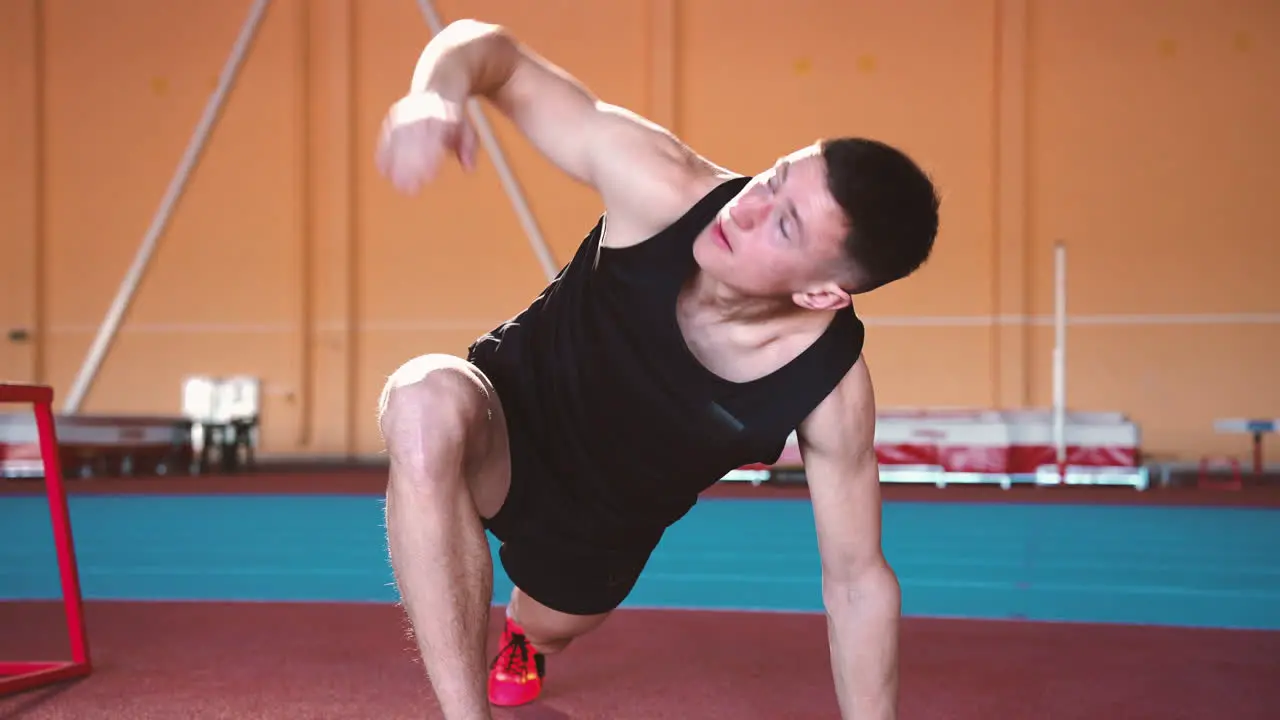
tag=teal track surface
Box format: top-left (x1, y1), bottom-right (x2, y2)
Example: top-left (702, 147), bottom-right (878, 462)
top-left (3, 494), bottom-right (1278, 630)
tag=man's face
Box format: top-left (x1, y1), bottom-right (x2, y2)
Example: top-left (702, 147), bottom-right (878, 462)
top-left (693, 143), bottom-right (857, 310)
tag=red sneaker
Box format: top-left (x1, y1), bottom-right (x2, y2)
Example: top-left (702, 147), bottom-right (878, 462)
top-left (488, 615), bottom-right (545, 707)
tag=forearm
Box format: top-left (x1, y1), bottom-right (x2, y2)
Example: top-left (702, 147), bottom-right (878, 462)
top-left (823, 565), bottom-right (901, 719)
top-left (410, 20), bottom-right (519, 103)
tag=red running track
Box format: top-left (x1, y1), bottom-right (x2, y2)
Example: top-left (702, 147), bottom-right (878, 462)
top-left (2, 600), bottom-right (1278, 719)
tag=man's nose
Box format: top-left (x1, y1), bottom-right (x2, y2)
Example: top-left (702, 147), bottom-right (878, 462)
top-left (730, 197), bottom-right (770, 229)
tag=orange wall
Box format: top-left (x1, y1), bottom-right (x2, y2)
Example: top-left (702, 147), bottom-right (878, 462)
top-left (1, 0), bottom-right (1276, 463)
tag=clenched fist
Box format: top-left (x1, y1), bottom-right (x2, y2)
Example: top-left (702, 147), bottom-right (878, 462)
top-left (375, 91), bottom-right (479, 195)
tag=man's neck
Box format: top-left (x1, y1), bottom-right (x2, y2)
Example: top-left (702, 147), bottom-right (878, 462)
top-left (683, 269), bottom-right (833, 329)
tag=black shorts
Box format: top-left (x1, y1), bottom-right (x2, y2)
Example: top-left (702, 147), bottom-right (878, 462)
top-left (478, 386), bottom-right (664, 617)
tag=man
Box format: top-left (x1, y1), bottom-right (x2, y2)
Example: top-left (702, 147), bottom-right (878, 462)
top-left (375, 18), bottom-right (939, 720)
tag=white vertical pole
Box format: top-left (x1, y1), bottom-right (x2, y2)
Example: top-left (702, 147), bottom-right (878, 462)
top-left (63, 0), bottom-right (273, 414)
top-left (1052, 240), bottom-right (1067, 483)
top-left (414, 0), bottom-right (558, 282)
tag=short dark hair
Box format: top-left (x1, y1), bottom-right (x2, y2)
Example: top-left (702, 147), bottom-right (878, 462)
top-left (820, 137), bottom-right (940, 293)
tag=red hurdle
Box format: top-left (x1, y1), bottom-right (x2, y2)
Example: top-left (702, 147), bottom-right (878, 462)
top-left (1196, 455), bottom-right (1243, 492)
top-left (0, 383), bottom-right (93, 696)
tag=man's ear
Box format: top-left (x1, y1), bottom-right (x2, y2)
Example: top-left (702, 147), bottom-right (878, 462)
top-left (792, 284), bottom-right (851, 311)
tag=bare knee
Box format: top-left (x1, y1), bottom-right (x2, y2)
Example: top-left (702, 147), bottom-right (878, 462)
top-left (531, 636), bottom-right (574, 655)
top-left (522, 621), bottom-right (603, 655)
top-left (378, 354), bottom-right (492, 481)
top-left (510, 588), bottom-right (610, 655)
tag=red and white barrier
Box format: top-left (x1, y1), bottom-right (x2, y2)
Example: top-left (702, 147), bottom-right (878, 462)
top-left (0, 411), bottom-right (193, 478)
top-left (725, 407), bottom-right (1148, 490)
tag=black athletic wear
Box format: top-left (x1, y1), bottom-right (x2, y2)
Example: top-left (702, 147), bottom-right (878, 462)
top-left (467, 175), bottom-right (866, 615)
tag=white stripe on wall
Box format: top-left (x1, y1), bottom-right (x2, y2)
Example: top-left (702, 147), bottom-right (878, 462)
top-left (36, 312), bottom-right (1280, 335)
top-left (867, 312), bottom-right (1280, 328)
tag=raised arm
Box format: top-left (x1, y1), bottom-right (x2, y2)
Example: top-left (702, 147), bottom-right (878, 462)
top-left (796, 356), bottom-right (900, 720)
top-left (382, 19), bottom-right (729, 245)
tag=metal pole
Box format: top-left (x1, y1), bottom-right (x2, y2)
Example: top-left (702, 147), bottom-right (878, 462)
top-left (414, 0), bottom-right (558, 282)
top-left (1052, 240), bottom-right (1067, 483)
top-left (63, 0), bottom-right (273, 413)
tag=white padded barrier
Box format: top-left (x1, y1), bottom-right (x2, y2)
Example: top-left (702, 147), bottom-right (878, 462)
top-left (722, 407), bottom-right (1148, 490)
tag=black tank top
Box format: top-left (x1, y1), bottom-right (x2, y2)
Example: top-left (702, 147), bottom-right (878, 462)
top-left (468, 176), bottom-right (866, 545)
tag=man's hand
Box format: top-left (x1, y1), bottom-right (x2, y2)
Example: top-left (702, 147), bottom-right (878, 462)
top-left (797, 356), bottom-right (900, 719)
top-left (376, 91), bottom-right (479, 195)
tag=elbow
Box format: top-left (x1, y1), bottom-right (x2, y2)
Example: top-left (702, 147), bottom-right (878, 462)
top-left (438, 19), bottom-right (517, 55)
top-left (434, 18), bottom-right (504, 42)
top-left (459, 22), bottom-right (522, 94)
top-left (428, 19), bottom-right (517, 61)
top-left (418, 19), bottom-right (520, 99)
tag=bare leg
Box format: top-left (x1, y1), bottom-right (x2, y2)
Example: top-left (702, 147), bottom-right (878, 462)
top-left (508, 587), bottom-right (612, 655)
top-left (380, 354), bottom-right (512, 720)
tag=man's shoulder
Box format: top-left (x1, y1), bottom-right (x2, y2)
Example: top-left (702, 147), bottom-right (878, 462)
top-left (600, 167), bottom-right (744, 249)
top-left (798, 356), bottom-right (875, 441)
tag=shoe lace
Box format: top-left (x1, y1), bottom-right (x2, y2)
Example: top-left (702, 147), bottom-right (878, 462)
top-left (492, 631), bottom-right (533, 676)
